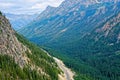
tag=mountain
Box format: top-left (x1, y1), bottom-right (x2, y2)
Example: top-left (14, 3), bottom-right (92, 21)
top-left (19, 0), bottom-right (120, 45)
top-left (19, 0), bottom-right (120, 80)
top-left (0, 12), bottom-right (63, 80)
top-left (5, 13), bottom-right (38, 30)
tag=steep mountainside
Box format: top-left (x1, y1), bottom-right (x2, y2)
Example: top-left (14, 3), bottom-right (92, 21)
top-left (0, 12), bottom-right (61, 80)
top-left (6, 13), bottom-right (37, 30)
top-left (19, 0), bottom-right (120, 80)
top-left (20, 1), bottom-right (120, 46)
top-left (0, 14), bottom-right (30, 67)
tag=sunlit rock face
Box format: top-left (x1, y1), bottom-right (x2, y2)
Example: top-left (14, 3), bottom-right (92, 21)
top-left (0, 15), bottom-right (29, 67)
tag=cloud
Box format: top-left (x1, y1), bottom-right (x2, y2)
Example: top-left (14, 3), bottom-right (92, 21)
top-left (30, 0), bottom-right (64, 13)
top-left (0, 2), bottom-right (15, 8)
top-left (31, 3), bottom-right (47, 9)
top-left (0, 0), bottom-right (64, 14)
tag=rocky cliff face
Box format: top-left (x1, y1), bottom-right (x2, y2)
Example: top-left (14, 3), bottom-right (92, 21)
top-left (0, 13), bottom-right (61, 80)
top-left (19, 0), bottom-right (120, 46)
top-left (95, 13), bottom-right (120, 42)
top-left (36, 0), bottom-right (120, 19)
top-left (0, 15), bottom-right (30, 67)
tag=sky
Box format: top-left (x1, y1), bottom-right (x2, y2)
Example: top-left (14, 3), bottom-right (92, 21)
top-left (0, 0), bottom-right (64, 14)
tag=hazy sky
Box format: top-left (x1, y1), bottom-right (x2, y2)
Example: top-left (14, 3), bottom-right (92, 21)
top-left (0, 0), bottom-right (64, 14)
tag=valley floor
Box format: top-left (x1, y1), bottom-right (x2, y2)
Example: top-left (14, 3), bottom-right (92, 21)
top-left (53, 57), bottom-right (75, 80)
top-left (41, 49), bottom-right (75, 80)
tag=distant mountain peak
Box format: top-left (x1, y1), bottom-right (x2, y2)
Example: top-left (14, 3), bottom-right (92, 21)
top-left (46, 5), bottom-right (55, 9)
top-left (19, 1), bottom-right (120, 80)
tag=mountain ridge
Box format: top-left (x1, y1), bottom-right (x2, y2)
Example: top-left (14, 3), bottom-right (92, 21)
top-left (0, 12), bottom-right (64, 80)
top-left (19, 0), bottom-right (120, 80)
top-left (5, 13), bottom-right (38, 30)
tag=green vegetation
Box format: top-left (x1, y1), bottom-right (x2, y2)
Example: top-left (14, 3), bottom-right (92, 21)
top-left (44, 37), bottom-right (120, 80)
top-left (0, 29), bottom-right (2, 35)
top-left (42, 22), bottom-right (120, 80)
top-left (0, 54), bottom-right (41, 80)
top-left (0, 33), bottom-right (61, 80)
top-left (41, 14), bottom-right (120, 80)
top-left (15, 33), bottom-right (61, 80)
top-left (0, 54), bottom-right (52, 80)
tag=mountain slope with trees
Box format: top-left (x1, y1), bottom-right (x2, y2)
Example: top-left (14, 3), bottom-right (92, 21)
top-left (19, 0), bottom-right (120, 80)
top-left (0, 12), bottom-right (62, 80)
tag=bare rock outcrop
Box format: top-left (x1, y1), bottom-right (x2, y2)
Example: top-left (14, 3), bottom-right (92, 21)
top-left (0, 15), bottom-right (30, 68)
